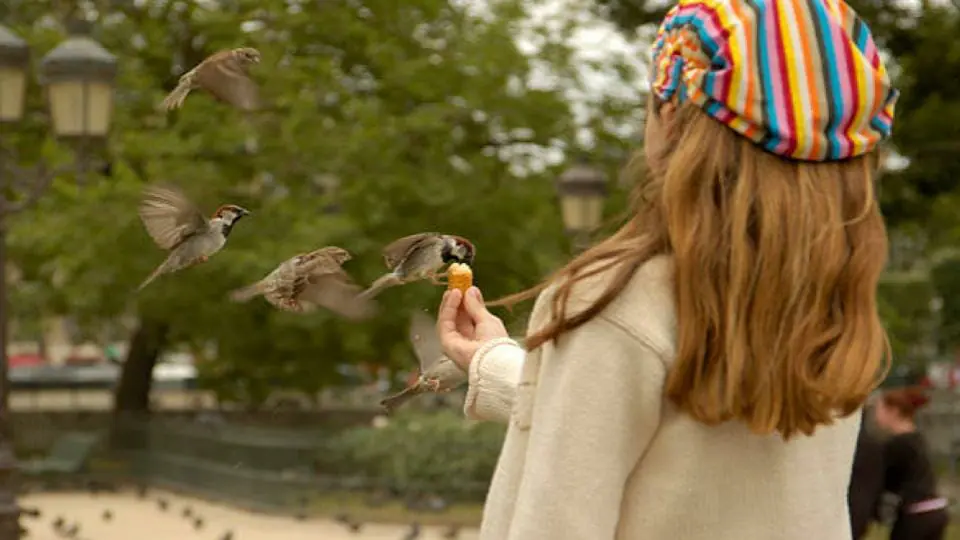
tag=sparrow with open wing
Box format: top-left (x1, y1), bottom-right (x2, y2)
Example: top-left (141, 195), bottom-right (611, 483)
top-left (161, 47), bottom-right (261, 111)
top-left (358, 233), bottom-right (475, 301)
top-left (137, 184), bottom-right (249, 291)
top-left (229, 246), bottom-right (376, 320)
top-left (380, 312), bottom-right (467, 413)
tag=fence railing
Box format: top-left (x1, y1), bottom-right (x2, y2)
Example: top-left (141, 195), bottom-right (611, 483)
top-left (57, 411), bottom-right (497, 512)
top-left (112, 416), bottom-right (332, 473)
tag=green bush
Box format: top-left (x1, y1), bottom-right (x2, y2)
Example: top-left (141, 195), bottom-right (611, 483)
top-left (318, 410), bottom-right (505, 499)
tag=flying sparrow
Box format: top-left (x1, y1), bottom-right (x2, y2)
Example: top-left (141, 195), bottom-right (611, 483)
top-left (380, 312), bottom-right (467, 413)
top-left (161, 47), bottom-right (261, 111)
top-left (358, 233), bottom-right (475, 301)
top-left (137, 184), bottom-right (249, 291)
top-left (229, 246), bottom-right (376, 320)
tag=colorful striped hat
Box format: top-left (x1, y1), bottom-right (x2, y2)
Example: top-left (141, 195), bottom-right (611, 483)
top-left (649, 0), bottom-right (898, 162)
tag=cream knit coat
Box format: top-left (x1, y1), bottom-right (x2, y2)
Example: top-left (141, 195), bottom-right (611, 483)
top-left (462, 256), bottom-right (860, 540)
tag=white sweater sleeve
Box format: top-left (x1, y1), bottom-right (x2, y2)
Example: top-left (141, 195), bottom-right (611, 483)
top-left (504, 314), bottom-right (666, 540)
top-left (463, 338), bottom-right (525, 423)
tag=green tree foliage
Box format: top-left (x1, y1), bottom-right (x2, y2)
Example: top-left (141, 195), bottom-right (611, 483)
top-left (591, 0), bottom-right (668, 33)
top-left (931, 253), bottom-right (960, 354)
top-left (5, 0), bottom-right (636, 408)
top-left (877, 272), bottom-right (936, 365)
top-left (842, 1), bottom-right (960, 231)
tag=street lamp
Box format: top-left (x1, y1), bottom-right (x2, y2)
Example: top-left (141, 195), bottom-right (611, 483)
top-left (556, 158), bottom-right (608, 252)
top-left (0, 19), bottom-right (116, 539)
top-left (40, 18), bottom-right (117, 176)
top-left (0, 26), bottom-right (29, 123)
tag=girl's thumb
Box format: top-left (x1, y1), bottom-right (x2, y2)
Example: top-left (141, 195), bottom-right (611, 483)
top-left (462, 287), bottom-right (488, 319)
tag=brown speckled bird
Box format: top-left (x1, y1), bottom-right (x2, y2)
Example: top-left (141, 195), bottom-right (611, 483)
top-left (137, 185), bottom-right (249, 291)
top-left (161, 47), bottom-right (261, 111)
top-left (229, 246), bottom-right (376, 320)
top-left (358, 233), bottom-right (475, 301)
top-left (380, 312), bottom-right (467, 413)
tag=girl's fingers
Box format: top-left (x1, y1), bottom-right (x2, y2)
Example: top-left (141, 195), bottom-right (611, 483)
top-left (437, 290), bottom-right (463, 333)
top-left (462, 287), bottom-right (490, 321)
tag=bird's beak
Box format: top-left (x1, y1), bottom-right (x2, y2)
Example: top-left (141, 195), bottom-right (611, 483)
top-left (239, 208), bottom-right (251, 217)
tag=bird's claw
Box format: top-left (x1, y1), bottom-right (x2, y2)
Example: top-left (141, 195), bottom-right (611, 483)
top-left (425, 379), bottom-right (442, 392)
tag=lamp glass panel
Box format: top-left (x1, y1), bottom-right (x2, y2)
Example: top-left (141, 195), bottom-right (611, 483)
top-left (0, 67), bottom-right (26, 122)
top-left (560, 196), bottom-right (586, 232)
top-left (582, 196), bottom-right (605, 231)
top-left (48, 80), bottom-right (113, 137)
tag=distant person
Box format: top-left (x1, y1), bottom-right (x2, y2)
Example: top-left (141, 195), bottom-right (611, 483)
top-left (875, 387), bottom-right (948, 540)
top-left (436, 0), bottom-right (898, 538)
top-left (849, 405), bottom-right (886, 539)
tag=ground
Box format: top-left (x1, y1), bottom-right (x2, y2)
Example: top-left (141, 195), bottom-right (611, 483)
top-left (866, 524), bottom-right (960, 539)
top-left (20, 488), bottom-right (960, 539)
top-left (22, 490), bottom-right (480, 540)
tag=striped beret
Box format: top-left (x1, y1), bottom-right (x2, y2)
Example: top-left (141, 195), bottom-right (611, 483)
top-left (650, 0), bottom-right (898, 161)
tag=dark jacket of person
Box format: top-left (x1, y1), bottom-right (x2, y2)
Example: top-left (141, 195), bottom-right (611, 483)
top-left (849, 420), bottom-right (886, 539)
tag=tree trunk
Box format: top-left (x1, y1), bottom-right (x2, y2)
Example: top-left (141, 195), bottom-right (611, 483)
top-left (109, 320), bottom-right (168, 452)
top-left (113, 319), bottom-right (168, 414)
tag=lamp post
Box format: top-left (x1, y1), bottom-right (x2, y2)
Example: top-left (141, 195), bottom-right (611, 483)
top-left (556, 158), bottom-right (608, 253)
top-left (0, 19), bottom-right (116, 539)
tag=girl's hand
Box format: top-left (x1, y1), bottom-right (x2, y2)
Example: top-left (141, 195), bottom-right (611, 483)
top-left (437, 286), bottom-right (508, 370)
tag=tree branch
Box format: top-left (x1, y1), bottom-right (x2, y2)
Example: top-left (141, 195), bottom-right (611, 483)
top-left (0, 160), bottom-right (96, 217)
top-left (3, 173), bottom-right (55, 216)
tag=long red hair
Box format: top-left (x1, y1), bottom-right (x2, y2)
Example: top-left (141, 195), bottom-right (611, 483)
top-left (490, 102), bottom-right (890, 439)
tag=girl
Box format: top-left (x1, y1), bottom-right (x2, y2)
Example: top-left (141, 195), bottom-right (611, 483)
top-left (437, 1), bottom-right (898, 539)
top-left (875, 387), bottom-right (948, 540)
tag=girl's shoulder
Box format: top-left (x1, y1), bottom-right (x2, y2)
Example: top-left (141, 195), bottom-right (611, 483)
top-left (533, 255), bottom-right (677, 355)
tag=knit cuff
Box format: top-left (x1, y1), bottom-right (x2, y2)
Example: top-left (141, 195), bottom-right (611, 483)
top-left (463, 338), bottom-right (525, 423)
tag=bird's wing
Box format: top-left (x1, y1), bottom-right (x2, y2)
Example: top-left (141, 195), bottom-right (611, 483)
top-left (408, 312), bottom-right (444, 371)
top-left (298, 272), bottom-right (376, 320)
top-left (195, 53), bottom-right (259, 111)
top-left (259, 261), bottom-right (298, 300)
top-left (297, 246), bottom-right (352, 273)
top-left (381, 233), bottom-right (438, 269)
top-left (138, 185), bottom-right (209, 251)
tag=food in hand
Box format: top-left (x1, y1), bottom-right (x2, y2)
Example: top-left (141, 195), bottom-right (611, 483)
top-left (446, 263), bottom-right (473, 294)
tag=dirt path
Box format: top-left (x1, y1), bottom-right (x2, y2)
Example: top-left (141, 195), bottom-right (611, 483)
top-left (21, 490), bottom-right (480, 540)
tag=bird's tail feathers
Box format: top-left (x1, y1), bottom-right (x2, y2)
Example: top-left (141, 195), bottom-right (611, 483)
top-left (379, 386), bottom-right (420, 414)
top-left (137, 264), bottom-right (168, 293)
top-left (228, 282), bottom-right (266, 303)
top-left (161, 81), bottom-right (193, 111)
top-left (358, 273), bottom-right (402, 301)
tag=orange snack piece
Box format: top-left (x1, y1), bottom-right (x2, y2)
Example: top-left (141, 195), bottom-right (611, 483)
top-left (447, 263), bottom-right (473, 294)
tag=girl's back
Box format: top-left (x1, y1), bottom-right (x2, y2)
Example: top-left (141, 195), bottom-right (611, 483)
top-left (479, 256), bottom-right (860, 539)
